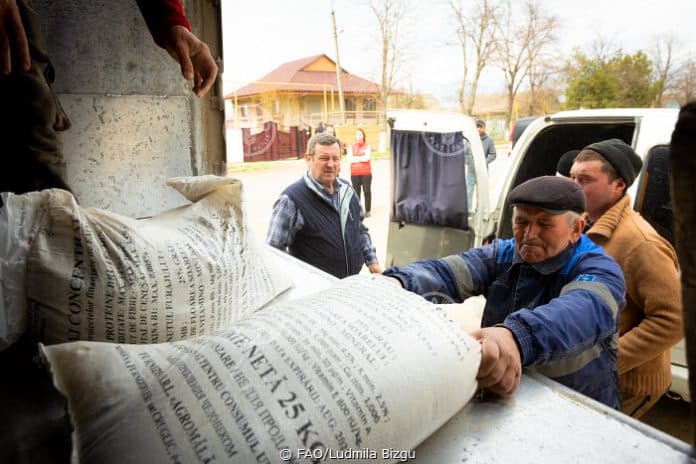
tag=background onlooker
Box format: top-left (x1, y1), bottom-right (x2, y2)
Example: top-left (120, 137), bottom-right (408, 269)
top-left (348, 128), bottom-right (373, 216)
top-left (476, 119), bottom-right (497, 166)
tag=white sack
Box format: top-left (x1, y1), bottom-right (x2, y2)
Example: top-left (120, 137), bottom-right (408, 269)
top-left (0, 191), bottom-right (48, 349)
top-left (0, 176), bottom-right (291, 349)
top-left (41, 275), bottom-right (481, 464)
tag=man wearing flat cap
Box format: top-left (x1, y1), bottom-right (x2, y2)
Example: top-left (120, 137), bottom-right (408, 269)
top-left (570, 139), bottom-right (682, 418)
top-left (383, 176), bottom-right (626, 408)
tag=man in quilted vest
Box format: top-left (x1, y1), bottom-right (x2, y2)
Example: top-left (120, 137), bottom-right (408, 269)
top-left (267, 134), bottom-right (381, 278)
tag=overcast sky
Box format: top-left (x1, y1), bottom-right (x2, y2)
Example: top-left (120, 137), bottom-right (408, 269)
top-left (221, 0), bottom-right (695, 107)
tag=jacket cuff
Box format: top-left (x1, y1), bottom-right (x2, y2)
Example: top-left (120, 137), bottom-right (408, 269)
top-left (499, 318), bottom-right (533, 366)
top-left (383, 268), bottom-right (411, 291)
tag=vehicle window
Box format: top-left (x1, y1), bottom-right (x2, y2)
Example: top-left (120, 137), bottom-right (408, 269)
top-left (636, 145), bottom-right (674, 246)
top-left (510, 116), bottom-right (538, 148)
top-left (498, 122), bottom-right (636, 238)
top-left (390, 130), bottom-right (472, 229)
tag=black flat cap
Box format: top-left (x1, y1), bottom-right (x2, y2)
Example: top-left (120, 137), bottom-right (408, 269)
top-left (556, 149), bottom-right (580, 177)
top-left (475, 119), bottom-right (485, 127)
top-left (508, 176), bottom-right (586, 214)
top-left (580, 139), bottom-right (643, 186)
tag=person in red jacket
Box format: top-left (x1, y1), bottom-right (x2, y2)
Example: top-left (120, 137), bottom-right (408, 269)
top-left (0, 0), bottom-right (218, 194)
top-left (348, 128), bottom-right (373, 216)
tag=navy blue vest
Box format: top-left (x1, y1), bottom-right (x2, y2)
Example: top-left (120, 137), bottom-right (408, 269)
top-left (284, 178), bottom-right (364, 278)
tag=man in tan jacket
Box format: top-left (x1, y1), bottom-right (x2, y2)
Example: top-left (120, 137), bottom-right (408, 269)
top-left (570, 139), bottom-right (683, 418)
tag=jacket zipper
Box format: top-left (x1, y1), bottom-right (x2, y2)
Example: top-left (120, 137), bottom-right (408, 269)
top-left (339, 187), bottom-right (351, 275)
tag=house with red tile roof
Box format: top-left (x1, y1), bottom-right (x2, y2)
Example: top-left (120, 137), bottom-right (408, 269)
top-left (224, 54), bottom-right (383, 130)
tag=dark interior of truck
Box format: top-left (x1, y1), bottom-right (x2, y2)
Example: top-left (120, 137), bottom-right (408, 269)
top-left (498, 122), bottom-right (636, 239)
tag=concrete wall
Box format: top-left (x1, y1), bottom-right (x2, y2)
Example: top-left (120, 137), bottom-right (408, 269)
top-left (33, 0), bottom-right (224, 217)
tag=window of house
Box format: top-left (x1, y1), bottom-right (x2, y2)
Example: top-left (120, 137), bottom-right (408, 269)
top-left (344, 98), bottom-right (354, 112)
top-left (240, 104), bottom-right (248, 118)
top-left (305, 97), bottom-right (322, 115)
top-left (362, 98), bottom-right (376, 112)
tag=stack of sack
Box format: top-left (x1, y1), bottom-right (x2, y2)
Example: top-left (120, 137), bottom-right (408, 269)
top-left (0, 175), bottom-right (292, 350)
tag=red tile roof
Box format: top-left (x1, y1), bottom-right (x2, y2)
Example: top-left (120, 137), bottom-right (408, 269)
top-left (225, 54), bottom-right (380, 99)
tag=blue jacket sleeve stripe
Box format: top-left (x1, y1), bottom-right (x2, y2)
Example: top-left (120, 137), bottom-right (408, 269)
top-left (383, 259), bottom-right (461, 303)
top-left (504, 286), bottom-right (619, 365)
top-left (561, 281), bottom-right (620, 319)
top-left (533, 345), bottom-right (603, 378)
top-left (442, 255), bottom-right (475, 299)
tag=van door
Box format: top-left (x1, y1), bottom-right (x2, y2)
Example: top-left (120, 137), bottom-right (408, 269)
top-left (385, 111), bottom-right (490, 266)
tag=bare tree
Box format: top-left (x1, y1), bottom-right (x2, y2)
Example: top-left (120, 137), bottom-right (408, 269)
top-left (672, 58), bottom-right (696, 105)
top-left (449, 0), bottom-right (500, 114)
top-left (449, 0), bottom-right (470, 112)
top-left (650, 35), bottom-right (678, 107)
top-left (494, 2), bottom-right (532, 126)
top-left (523, 1), bottom-right (558, 114)
top-left (590, 35), bottom-right (620, 64)
top-left (399, 78), bottom-right (427, 109)
top-left (371, 0), bottom-right (407, 123)
top-left (494, 1), bottom-right (561, 123)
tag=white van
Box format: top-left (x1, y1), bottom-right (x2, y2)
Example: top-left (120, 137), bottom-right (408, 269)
top-left (385, 108), bottom-right (688, 401)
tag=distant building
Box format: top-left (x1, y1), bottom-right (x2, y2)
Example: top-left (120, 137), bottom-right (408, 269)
top-left (470, 90), bottom-right (564, 140)
top-left (224, 54), bottom-right (383, 130)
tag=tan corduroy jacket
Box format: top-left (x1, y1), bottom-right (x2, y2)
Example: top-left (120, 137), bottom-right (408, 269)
top-left (587, 194), bottom-right (683, 397)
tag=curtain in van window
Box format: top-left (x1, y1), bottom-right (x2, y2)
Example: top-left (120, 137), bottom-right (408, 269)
top-left (390, 130), bottom-right (469, 229)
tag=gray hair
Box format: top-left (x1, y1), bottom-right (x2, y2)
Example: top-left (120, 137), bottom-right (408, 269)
top-left (565, 211), bottom-right (583, 227)
top-left (307, 134), bottom-right (340, 156)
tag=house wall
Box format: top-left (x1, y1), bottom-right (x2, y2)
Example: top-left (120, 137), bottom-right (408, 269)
top-left (227, 92), bottom-right (383, 133)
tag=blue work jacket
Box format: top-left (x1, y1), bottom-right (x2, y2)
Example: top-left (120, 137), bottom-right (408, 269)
top-left (384, 235), bottom-right (626, 408)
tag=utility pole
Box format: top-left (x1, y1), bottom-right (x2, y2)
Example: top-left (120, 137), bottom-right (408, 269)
top-left (331, 10), bottom-right (346, 125)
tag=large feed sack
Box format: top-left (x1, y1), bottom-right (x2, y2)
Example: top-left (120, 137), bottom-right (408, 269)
top-left (41, 276), bottom-right (481, 464)
top-left (0, 176), bottom-right (291, 349)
